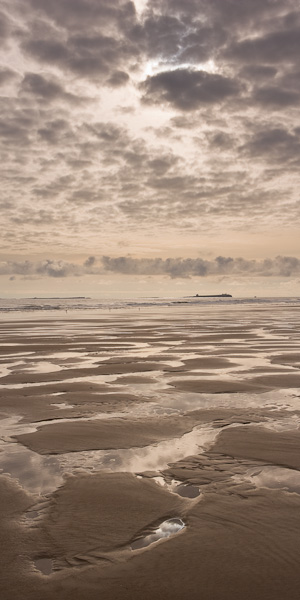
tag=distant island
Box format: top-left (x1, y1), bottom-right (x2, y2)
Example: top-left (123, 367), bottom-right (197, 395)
top-left (194, 293), bottom-right (232, 298)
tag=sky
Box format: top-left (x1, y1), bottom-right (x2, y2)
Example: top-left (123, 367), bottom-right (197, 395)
top-left (0, 0), bottom-right (299, 298)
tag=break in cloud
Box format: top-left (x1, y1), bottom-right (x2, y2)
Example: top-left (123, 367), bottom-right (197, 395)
top-left (0, 0), bottom-right (300, 292)
top-left (2, 255), bottom-right (300, 279)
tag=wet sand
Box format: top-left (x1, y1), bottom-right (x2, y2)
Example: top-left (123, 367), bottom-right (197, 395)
top-left (1, 304), bottom-right (300, 599)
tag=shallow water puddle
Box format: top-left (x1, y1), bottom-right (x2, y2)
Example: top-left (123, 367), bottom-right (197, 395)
top-left (59, 424), bottom-right (219, 475)
top-left (0, 443), bottom-right (63, 494)
top-left (20, 361), bottom-right (63, 374)
top-left (131, 518), bottom-right (185, 550)
top-left (235, 465), bottom-right (300, 494)
top-left (174, 483), bottom-right (200, 498)
top-left (152, 475), bottom-right (200, 498)
top-left (51, 402), bottom-right (74, 409)
top-left (261, 413), bottom-right (300, 431)
top-left (159, 388), bottom-right (300, 412)
top-left (0, 422), bottom-right (218, 494)
top-left (25, 510), bottom-right (39, 520)
top-left (2, 408), bottom-right (299, 499)
top-left (33, 558), bottom-right (53, 575)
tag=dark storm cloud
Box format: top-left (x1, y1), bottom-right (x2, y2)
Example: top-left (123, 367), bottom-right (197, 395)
top-left (280, 69), bottom-right (300, 92)
top-left (147, 0), bottom-right (294, 39)
top-left (22, 38), bottom-right (69, 64)
top-left (141, 69), bottom-right (241, 111)
top-left (25, 0), bottom-right (137, 30)
top-left (18, 0), bottom-right (139, 82)
top-left (239, 65), bottom-right (278, 82)
top-left (253, 87), bottom-right (300, 109)
top-left (130, 14), bottom-right (190, 60)
top-left (9, 0), bottom-right (300, 87)
top-left (23, 34), bottom-right (136, 79)
top-left (130, 11), bottom-right (226, 65)
top-left (225, 28), bottom-right (300, 64)
top-left (241, 127), bottom-right (300, 163)
top-left (2, 255), bottom-right (300, 279)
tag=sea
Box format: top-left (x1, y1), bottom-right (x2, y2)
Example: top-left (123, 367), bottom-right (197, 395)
top-left (0, 296), bottom-right (299, 313)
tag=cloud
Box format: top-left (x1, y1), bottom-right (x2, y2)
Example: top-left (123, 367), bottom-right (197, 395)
top-left (0, 0), bottom-right (300, 264)
top-left (0, 115), bottom-right (32, 146)
top-left (2, 255), bottom-right (300, 279)
top-left (102, 255), bottom-right (300, 278)
top-left (253, 86), bottom-right (300, 108)
top-left (22, 34), bottom-right (135, 79)
top-left (0, 258), bottom-right (98, 278)
top-left (84, 256), bottom-right (96, 267)
top-left (206, 131), bottom-right (236, 150)
top-left (0, 67), bottom-right (18, 85)
top-left (238, 65), bottom-right (278, 82)
top-left (225, 28), bottom-right (300, 64)
top-left (93, 254), bottom-right (300, 278)
top-left (106, 70), bottom-right (130, 87)
top-left (0, 11), bottom-right (12, 46)
top-left (141, 68), bottom-right (241, 111)
top-left (241, 127), bottom-right (300, 163)
top-left (20, 0), bottom-right (139, 82)
top-left (21, 72), bottom-right (83, 103)
top-left (25, 0), bottom-right (137, 31)
top-left (37, 119), bottom-right (74, 144)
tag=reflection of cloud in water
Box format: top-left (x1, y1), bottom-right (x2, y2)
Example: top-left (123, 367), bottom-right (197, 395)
top-left (0, 444), bottom-right (63, 494)
top-left (59, 425), bottom-right (218, 474)
top-left (131, 518), bottom-right (185, 550)
top-left (261, 414), bottom-right (300, 431)
top-left (159, 389), bottom-right (300, 412)
top-left (0, 420), bottom-right (218, 495)
top-left (19, 362), bottom-right (63, 374)
top-left (234, 466), bottom-right (300, 494)
top-left (51, 402), bottom-right (74, 409)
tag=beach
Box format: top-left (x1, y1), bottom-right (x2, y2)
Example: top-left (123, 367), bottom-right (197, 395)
top-left (1, 301), bottom-right (300, 599)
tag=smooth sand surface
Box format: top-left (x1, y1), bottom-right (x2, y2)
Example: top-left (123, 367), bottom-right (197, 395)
top-left (1, 304), bottom-right (300, 599)
top-left (15, 416), bottom-right (196, 454)
top-left (212, 425), bottom-right (300, 470)
top-left (169, 378), bottom-right (270, 393)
